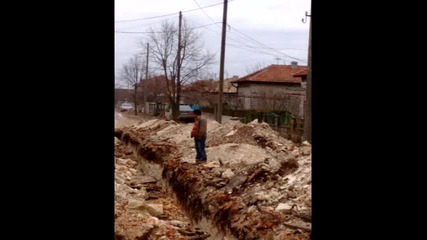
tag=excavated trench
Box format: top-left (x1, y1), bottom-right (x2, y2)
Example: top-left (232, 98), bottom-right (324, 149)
top-left (115, 126), bottom-right (311, 240)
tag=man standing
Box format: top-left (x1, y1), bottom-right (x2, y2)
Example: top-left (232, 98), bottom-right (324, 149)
top-left (191, 106), bottom-right (207, 164)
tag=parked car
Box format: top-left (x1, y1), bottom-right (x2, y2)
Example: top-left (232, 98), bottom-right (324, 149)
top-left (165, 104), bottom-right (195, 122)
top-left (120, 102), bottom-right (134, 112)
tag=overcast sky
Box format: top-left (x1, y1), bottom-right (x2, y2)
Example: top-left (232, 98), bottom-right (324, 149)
top-left (115, 0), bottom-right (311, 83)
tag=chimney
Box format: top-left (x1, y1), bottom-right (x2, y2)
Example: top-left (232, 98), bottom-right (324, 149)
top-left (291, 61), bottom-right (298, 69)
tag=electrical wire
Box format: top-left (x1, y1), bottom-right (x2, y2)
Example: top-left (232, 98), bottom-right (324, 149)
top-left (115, 1), bottom-right (233, 23)
top-left (115, 22), bottom-right (221, 34)
top-left (115, 0), bottom-right (306, 64)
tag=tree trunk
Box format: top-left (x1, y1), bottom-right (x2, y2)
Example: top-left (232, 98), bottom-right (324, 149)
top-left (133, 84), bottom-right (138, 115)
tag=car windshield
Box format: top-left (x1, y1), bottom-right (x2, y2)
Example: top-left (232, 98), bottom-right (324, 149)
top-left (179, 105), bottom-right (193, 111)
top-left (122, 103), bottom-right (132, 107)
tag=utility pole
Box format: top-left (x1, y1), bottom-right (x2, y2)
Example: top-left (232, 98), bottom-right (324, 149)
top-left (144, 43), bottom-right (149, 114)
top-left (216, 0), bottom-right (228, 123)
top-left (303, 11), bottom-right (312, 143)
top-left (175, 11), bottom-right (182, 120)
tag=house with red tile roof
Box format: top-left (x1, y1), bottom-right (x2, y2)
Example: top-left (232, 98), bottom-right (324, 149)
top-left (137, 75), bottom-right (169, 114)
top-left (181, 76), bottom-right (238, 108)
top-left (230, 62), bottom-right (307, 117)
top-left (115, 88), bottom-right (134, 106)
top-left (138, 75), bottom-right (169, 103)
top-left (115, 75), bottom-right (169, 108)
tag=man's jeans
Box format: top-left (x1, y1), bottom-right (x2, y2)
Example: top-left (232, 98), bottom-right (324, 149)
top-left (195, 137), bottom-right (207, 161)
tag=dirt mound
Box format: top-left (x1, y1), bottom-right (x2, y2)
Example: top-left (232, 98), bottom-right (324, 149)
top-left (115, 116), bottom-right (311, 239)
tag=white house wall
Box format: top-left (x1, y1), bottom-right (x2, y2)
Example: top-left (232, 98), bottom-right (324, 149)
top-left (237, 82), bottom-right (305, 117)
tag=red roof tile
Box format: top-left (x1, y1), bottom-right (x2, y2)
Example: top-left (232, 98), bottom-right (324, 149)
top-left (230, 64), bottom-right (308, 84)
top-left (292, 69), bottom-right (308, 77)
top-left (183, 77), bottom-right (238, 93)
top-left (183, 80), bottom-right (217, 92)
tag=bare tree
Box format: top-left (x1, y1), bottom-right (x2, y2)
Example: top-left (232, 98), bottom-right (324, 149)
top-left (245, 63), bottom-right (267, 75)
top-left (120, 54), bottom-right (146, 115)
top-left (143, 19), bottom-right (215, 121)
top-left (181, 80), bottom-right (217, 107)
top-left (256, 91), bottom-right (291, 112)
top-left (142, 75), bottom-right (168, 103)
top-left (115, 74), bottom-right (127, 89)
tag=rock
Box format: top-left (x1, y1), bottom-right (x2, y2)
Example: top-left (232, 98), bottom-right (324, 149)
top-left (227, 174), bottom-right (248, 189)
top-left (134, 176), bottom-right (157, 184)
top-left (300, 146), bottom-right (311, 156)
top-left (117, 166), bottom-right (127, 172)
top-left (222, 169), bottom-right (235, 178)
top-left (203, 162), bottom-right (218, 168)
top-left (212, 169), bottom-right (222, 177)
top-left (144, 203), bottom-right (164, 217)
top-left (275, 203), bottom-right (293, 211)
top-left (255, 191), bottom-right (269, 201)
top-left (127, 201), bottom-right (164, 217)
top-left (269, 189), bottom-right (280, 199)
top-left (290, 149), bottom-right (300, 158)
top-left (287, 191), bottom-right (297, 198)
top-left (226, 129), bottom-right (237, 136)
top-left (126, 199), bottom-right (145, 209)
top-left (169, 220), bottom-right (187, 228)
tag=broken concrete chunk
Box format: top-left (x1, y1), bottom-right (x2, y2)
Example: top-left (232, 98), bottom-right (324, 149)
top-left (287, 191), bottom-right (297, 198)
top-left (222, 169), bottom-right (235, 178)
top-left (169, 220), bottom-right (187, 228)
top-left (275, 203), bottom-right (294, 211)
top-left (144, 203), bottom-right (164, 217)
top-left (227, 174), bottom-right (248, 189)
top-left (255, 191), bottom-right (269, 201)
top-left (300, 146), bottom-right (312, 156)
top-left (127, 199), bottom-right (145, 209)
top-left (267, 158), bottom-right (280, 171)
top-left (127, 200), bottom-right (164, 217)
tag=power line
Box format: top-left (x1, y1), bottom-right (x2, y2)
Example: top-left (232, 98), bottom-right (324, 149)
top-left (193, 18), bottom-right (307, 64)
top-left (115, 1), bottom-right (232, 23)
top-left (189, 2), bottom-right (307, 64)
top-left (115, 16), bottom-right (176, 30)
top-left (227, 42), bottom-right (307, 59)
top-left (115, 22), bottom-right (221, 34)
top-left (228, 25), bottom-right (307, 63)
top-left (116, 27), bottom-right (307, 63)
top-left (225, 31), bottom-right (307, 63)
top-left (193, 0), bottom-right (222, 30)
top-left (115, 31), bottom-right (152, 34)
top-left (115, 1), bottom-right (305, 63)
top-left (227, 43), bottom-right (306, 63)
top-left (115, 12), bottom-right (177, 23)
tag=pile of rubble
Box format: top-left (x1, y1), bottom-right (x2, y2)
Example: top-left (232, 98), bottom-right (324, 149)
top-left (115, 116), bottom-right (311, 239)
top-left (115, 140), bottom-right (211, 239)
